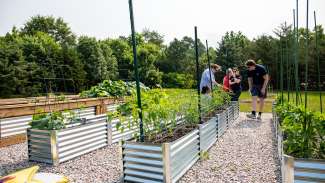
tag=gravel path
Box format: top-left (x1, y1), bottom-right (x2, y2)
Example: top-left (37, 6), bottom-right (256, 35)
top-left (0, 143), bottom-right (121, 183)
top-left (1, 113), bottom-right (280, 183)
top-left (180, 112), bottom-right (281, 183)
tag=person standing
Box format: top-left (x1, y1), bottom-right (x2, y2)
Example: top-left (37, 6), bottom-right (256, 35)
top-left (222, 69), bottom-right (232, 92)
top-left (246, 60), bottom-right (269, 120)
top-left (229, 68), bottom-right (242, 101)
top-left (199, 64), bottom-right (221, 92)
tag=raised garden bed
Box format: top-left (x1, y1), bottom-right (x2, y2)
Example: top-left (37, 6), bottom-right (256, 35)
top-left (0, 97), bottom-right (123, 146)
top-left (199, 117), bottom-right (217, 151)
top-left (216, 109), bottom-right (228, 138)
top-left (121, 128), bottom-right (200, 183)
top-left (27, 115), bottom-right (109, 165)
top-left (272, 102), bottom-right (325, 182)
top-left (231, 101), bottom-right (240, 120)
top-left (121, 108), bottom-right (231, 183)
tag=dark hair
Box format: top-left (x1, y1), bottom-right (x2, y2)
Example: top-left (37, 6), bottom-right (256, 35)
top-left (245, 59), bottom-right (256, 66)
top-left (211, 64), bottom-right (221, 70)
top-left (201, 86), bottom-right (210, 94)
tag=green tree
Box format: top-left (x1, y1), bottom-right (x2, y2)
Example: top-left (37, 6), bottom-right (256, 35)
top-left (77, 36), bottom-right (111, 86)
top-left (142, 29), bottom-right (164, 47)
top-left (216, 31), bottom-right (251, 70)
top-left (21, 15), bottom-right (76, 45)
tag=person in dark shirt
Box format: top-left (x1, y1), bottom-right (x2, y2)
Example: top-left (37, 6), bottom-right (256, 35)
top-left (246, 60), bottom-right (269, 120)
top-left (229, 68), bottom-right (242, 101)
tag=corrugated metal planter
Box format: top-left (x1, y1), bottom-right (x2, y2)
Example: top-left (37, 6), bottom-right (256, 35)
top-left (0, 115), bottom-right (32, 138)
top-left (216, 110), bottom-right (227, 138)
top-left (27, 114), bottom-right (108, 165)
top-left (0, 107), bottom-right (96, 139)
top-left (121, 129), bottom-right (200, 183)
top-left (273, 107), bottom-right (325, 183)
top-left (199, 117), bottom-right (217, 151)
top-left (109, 117), bottom-right (138, 144)
top-left (227, 105), bottom-right (234, 126)
top-left (231, 101), bottom-right (240, 120)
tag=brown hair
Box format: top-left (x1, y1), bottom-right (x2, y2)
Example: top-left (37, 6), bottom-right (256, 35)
top-left (245, 59), bottom-right (256, 66)
top-left (211, 64), bottom-right (221, 70)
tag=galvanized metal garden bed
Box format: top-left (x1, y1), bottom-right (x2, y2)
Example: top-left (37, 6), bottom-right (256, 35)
top-left (0, 107), bottom-right (96, 139)
top-left (121, 129), bottom-right (200, 183)
top-left (27, 114), bottom-right (109, 165)
top-left (231, 101), bottom-right (240, 120)
top-left (199, 117), bottom-right (217, 151)
top-left (272, 105), bottom-right (325, 183)
top-left (216, 109), bottom-right (228, 138)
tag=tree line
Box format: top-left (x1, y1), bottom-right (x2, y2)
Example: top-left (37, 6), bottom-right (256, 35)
top-left (0, 15), bottom-right (324, 97)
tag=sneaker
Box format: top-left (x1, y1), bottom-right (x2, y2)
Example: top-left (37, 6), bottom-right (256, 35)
top-left (257, 115), bottom-right (262, 120)
top-left (246, 113), bottom-right (256, 119)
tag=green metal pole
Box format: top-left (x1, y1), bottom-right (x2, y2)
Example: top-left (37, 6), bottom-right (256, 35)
top-left (304, 0), bottom-right (309, 110)
top-left (128, 0), bottom-right (144, 142)
top-left (296, 0), bottom-right (302, 105)
top-left (285, 23), bottom-right (290, 102)
top-left (280, 35), bottom-right (284, 103)
top-left (206, 40), bottom-right (213, 95)
top-left (314, 11), bottom-right (323, 113)
top-left (293, 9), bottom-right (298, 105)
top-left (194, 26), bottom-right (202, 124)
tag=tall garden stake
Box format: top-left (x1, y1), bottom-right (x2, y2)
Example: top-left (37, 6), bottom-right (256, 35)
top-left (206, 40), bottom-right (213, 96)
top-left (314, 11), bottom-right (322, 113)
top-left (302, 0), bottom-right (310, 158)
top-left (280, 35), bottom-right (284, 103)
top-left (293, 9), bottom-right (299, 105)
top-left (304, 0), bottom-right (309, 110)
top-left (194, 26), bottom-right (202, 124)
top-left (285, 23), bottom-right (290, 102)
top-left (128, 0), bottom-right (144, 142)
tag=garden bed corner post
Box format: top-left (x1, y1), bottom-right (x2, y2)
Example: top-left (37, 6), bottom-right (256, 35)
top-left (162, 143), bottom-right (172, 183)
top-left (50, 130), bottom-right (59, 165)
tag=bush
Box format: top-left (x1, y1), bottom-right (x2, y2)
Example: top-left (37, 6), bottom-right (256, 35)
top-left (162, 73), bottom-right (195, 89)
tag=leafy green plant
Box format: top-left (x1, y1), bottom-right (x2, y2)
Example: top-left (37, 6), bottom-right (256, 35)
top-left (30, 110), bottom-right (83, 130)
top-left (275, 101), bottom-right (325, 158)
top-left (105, 88), bottom-right (229, 143)
top-left (79, 80), bottom-right (149, 98)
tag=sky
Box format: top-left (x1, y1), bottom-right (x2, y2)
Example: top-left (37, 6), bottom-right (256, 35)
top-left (1, 0), bottom-right (325, 47)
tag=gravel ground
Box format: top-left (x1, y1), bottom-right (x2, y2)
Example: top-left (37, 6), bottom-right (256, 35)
top-left (1, 113), bottom-right (280, 183)
top-left (0, 143), bottom-right (121, 183)
top-left (180, 112), bottom-right (281, 183)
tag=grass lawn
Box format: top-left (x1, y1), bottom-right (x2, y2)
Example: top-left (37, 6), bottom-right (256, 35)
top-left (239, 91), bottom-right (324, 113)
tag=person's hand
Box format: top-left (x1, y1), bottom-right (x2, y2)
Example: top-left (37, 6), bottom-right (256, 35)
top-left (249, 88), bottom-right (252, 95)
top-left (261, 87), bottom-right (266, 95)
top-left (0, 176), bottom-right (15, 183)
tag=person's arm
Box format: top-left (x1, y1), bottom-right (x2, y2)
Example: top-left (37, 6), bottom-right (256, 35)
top-left (248, 77), bottom-right (253, 91)
top-left (229, 78), bottom-right (236, 85)
top-left (261, 74), bottom-right (269, 94)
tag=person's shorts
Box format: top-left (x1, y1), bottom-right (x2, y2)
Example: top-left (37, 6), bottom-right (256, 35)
top-left (250, 85), bottom-right (267, 98)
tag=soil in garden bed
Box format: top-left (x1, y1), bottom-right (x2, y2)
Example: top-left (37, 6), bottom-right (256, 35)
top-left (144, 124), bottom-right (197, 144)
top-left (202, 109), bottom-right (224, 122)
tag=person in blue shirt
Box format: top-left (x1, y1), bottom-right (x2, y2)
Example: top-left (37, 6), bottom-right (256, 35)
top-left (245, 60), bottom-right (269, 120)
top-left (200, 64), bottom-right (221, 92)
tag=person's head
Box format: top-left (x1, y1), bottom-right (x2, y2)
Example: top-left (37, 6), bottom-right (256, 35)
top-left (201, 86), bottom-right (211, 94)
top-left (246, 59), bottom-right (256, 71)
top-left (211, 64), bottom-right (221, 73)
top-left (233, 67), bottom-right (240, 75)
top-left (226, 68), bottom-right (233, 76)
